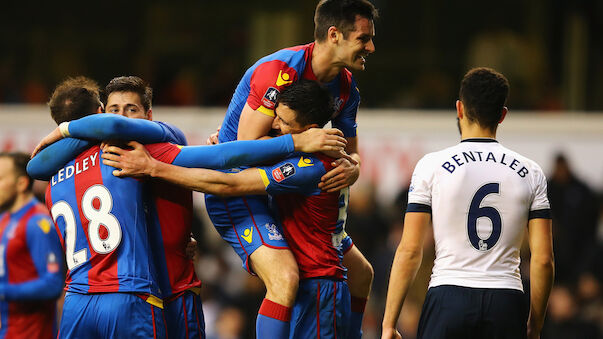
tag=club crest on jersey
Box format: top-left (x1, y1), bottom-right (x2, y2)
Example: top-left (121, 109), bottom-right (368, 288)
top-left (265, 223), bottom-right (283, 241)
top-left (47, 252), bottom-right (59, 273)
top-left (333, 97), bottom-right (344, 113)
top-left (262, 87), bottom-right (280, 109)
top-left (272, 163), bottom-right (295, 182)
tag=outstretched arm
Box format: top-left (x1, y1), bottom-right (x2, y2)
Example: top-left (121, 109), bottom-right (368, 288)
top-left (382, 212), bottom-right (431, 339)
top-left (32, 114), bottom-right (181, 156)
top-left (527, 217), bottom-right (554, 339)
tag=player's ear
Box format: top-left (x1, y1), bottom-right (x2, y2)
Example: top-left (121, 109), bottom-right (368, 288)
top-left (498, 107), bottom-right (508, 124)
top-left (328, 26), bottom-right (339, 43)
top-left (16, 175), bottom-right (29, 194)
top-left (456, 100), bottom-right (463, 119)
top-left (146, 109), bottom-right (153, 121)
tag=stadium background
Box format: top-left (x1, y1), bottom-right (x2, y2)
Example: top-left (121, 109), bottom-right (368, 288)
top-left (1, 1), bottom-right (602, 338)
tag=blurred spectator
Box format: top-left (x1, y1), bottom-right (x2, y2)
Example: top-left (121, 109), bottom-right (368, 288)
top-left (577, 272), bottom-right (603, 335)
top-left (547, 153), bottom-right (600, 284)
top-left (208, 306), bottom-right (246, 339)
top-left (541, 285), bottom-right (600, 338)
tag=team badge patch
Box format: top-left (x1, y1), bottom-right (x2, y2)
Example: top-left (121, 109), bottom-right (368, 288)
top-left (265, 223), bottom-right (284, 241)
top-left (47, 253), bottom-right (59, 273)
top-left (262, 87), bottom-right (280, 109)
top-left (272, 163), bottom-right (295, 182)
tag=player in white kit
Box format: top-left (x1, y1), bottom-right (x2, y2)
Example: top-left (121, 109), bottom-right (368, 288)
top-left (381, 68), bottom-right (554, 339)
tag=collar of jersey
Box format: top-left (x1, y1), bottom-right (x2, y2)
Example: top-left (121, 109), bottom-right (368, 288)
top-left (461, 138), bottom-right (498, 143)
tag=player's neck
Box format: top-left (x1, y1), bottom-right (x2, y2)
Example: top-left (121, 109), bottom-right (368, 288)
top-left (10, 192), bottom-right (34, 213)
top-left (460, 124), bottom-right (497, 140)
top-left (312, 42), bottom-right (343, 83)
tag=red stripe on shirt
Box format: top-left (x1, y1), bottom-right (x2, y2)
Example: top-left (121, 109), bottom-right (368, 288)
top-left (74, 147), bottom-right (119, 293)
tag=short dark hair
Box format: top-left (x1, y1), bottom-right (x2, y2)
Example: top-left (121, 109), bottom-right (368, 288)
top-left (314, 0), bottom-right (378, 42)
top-left (459, 67), bottom-right (510, 132)
top-left (104, 76), bottom-right (153, 112)
top-left (48, 76), bottom-right (101, 125)
top-left (0, 152), bottom-right (34, 191)
top-left (276, 80), bottom-right (334, 128)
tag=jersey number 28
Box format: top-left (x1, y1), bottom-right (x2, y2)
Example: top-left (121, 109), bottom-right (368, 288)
top-left (51, 185), bottom-right (122, 270)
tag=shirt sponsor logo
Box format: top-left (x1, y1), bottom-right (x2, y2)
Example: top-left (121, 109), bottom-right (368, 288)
top-left (297, 156), bottom-right (314, 168)
top-left (276, 70), bottom-right (293, 87)
top-left (272, 163), bottom-right (295, 182)
top-left (262, 87), bottom-right (280, 109)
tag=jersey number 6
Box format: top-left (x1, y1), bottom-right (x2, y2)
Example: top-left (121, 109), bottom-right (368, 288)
top-left (467, 183), bottom-right (502, 251)
top-left (51, 185), bottom-right (123, 270)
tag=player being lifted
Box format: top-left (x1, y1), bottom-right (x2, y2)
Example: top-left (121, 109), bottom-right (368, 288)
top-left (29, 76), bottom-right (347, 338)
top-left (102, 80), bottom-right (357, 338)
top-left (382, 68), bottom-right (554, 339)
top-left (207, 0), bottom-right (378, 337)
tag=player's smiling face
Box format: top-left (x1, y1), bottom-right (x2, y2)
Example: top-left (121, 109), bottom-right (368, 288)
top-left (105, 91), bottom-right (151, 120)
top-left (339, 16), bottom-right (375, 71)
top-left (272, 103), bottom-right (305, 135)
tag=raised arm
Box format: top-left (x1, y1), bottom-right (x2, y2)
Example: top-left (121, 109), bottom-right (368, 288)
top-left (382, 212), bottom-right (431, 339)
top-left (526, 217), bottom-right (554, 339)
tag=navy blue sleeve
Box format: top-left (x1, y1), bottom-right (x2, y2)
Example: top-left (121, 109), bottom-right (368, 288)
top-left (172, 134), bottom-right (295, 169)
top-left (260, 153), bottom-right (326, 196)
top-left (27, 138), bottom-right (92, 180)
top-left (1, 215), bottom-right (63, 301)
top-left (69, 114), bottom-right (181, 144)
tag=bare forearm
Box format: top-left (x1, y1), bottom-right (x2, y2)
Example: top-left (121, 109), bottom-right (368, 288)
top-left (382, 246), bottom-right (423, 329)
top-left (151, 160), bottom-right (265, 196)
top-left (528, 255), bottom-right (554, 333)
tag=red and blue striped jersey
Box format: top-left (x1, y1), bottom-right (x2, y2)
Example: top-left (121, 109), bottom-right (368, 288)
top-left (0, 198), bottom-right (63, 339)
top-left (146, 179), bottom-right (200, 298)
top-left (258, 152), bottom-right (349, 280)
top-left (220, 42), bottom-right (360, 143)
top-left (45, 143), bottom-right (180, 297)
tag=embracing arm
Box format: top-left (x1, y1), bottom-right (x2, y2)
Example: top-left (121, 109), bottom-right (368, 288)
top-left (151, 165), bottom-right (266, 196)
top-left (527, 217), bottom-right (554, 339)
top-left (382, 212), bottom-right (430, 338)
top-left (319, 135), bottom-right (361, 192)
top-left (27, 138), bottom-right (92, 180)
top-left (32, 114), bottom-right (182, 158)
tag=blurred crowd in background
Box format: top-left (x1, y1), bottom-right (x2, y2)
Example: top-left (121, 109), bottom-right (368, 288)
top-left (1, 0), bottom-right (602, 110)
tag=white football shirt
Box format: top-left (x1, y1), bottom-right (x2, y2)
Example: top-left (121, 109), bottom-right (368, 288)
top-left (407, 138), bottom-right (551, 291)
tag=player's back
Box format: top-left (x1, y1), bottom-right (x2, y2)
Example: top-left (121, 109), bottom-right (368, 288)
top-left (410, 139), bottom-right (550, 291)
top-left (46, 145), bottom-right (160, 296)
top-left (264, 153), bottom-right (348, 280)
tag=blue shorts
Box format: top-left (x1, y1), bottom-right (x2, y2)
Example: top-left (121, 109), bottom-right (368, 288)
top-left (205, 194), bottom-right (289, 273)
top-left (290, 278), bottom-right (351, 339)
top-left (205, 194), bottom-right (354, 272)
top-left (165, 289), bottom-right (205, 339)
top-left (59, 292), bottom-right (167, 339)
top-left (417, 285), bottom-right (528, 339)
